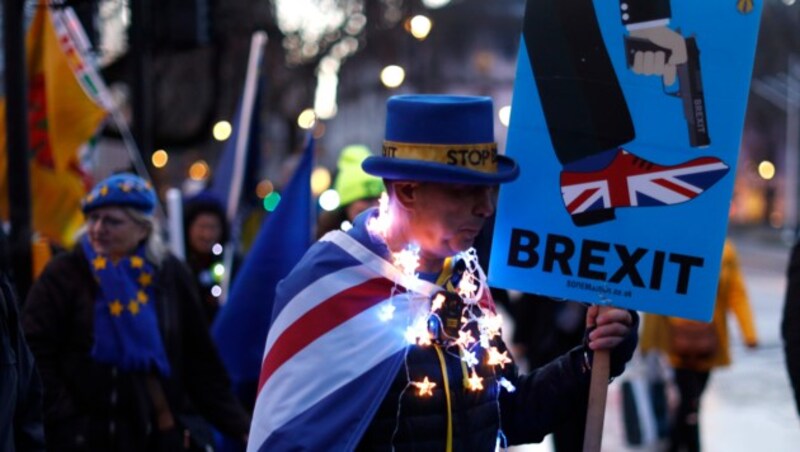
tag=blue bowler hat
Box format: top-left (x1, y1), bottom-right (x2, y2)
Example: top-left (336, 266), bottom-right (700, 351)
top-left (362, 94), bottom-right (519, 184)
top-left (82, 173), bottom-right (157, 215)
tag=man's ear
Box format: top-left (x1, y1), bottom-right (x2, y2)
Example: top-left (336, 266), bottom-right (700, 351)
top-left (390, 181), bottom-right (419, 211)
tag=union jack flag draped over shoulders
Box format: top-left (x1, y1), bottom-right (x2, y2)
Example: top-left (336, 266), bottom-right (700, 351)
top-left (248, 209), bottom-right (444, 451)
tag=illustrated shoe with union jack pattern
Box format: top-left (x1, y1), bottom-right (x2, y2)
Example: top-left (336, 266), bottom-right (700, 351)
top-left (561, 149), bottom-right (729, 226)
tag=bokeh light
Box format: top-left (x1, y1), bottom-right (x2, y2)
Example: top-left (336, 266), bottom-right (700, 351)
top-left (264, 191), bottom-right (282, 211)
top-left (189, 160), bottom-right (210, 181)
top-left (311, 166), bottom-right (332, 196)
top-left (297, 108), bottom-right (317, 129)
top-left (213, 121), bottom-right (233, 141)
top-left (212, 263), bottom-right (225, 279)
top-left (256, 179), bottom-right (275, 199)
top-left (422, 0), bottom-right (451, 8)
top-left (152, 149), bottom-right (169, 168)
top-left (498, 106), bottom-right (512, 127)
top-left (319, 189), bottom-right (341, 211)
top-left (408, 15), bottom-right (432, 40)
top-left (758, 160), bottom-right (776, 180)
top-left (381, 65), bottom-right (406, 89)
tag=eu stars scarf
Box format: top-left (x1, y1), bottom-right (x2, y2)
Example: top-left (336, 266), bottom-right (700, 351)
top-left (82, 236), bottom-right (171, 376)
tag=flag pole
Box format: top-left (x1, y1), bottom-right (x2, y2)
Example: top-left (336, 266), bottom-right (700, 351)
top-left (226, 31), bottom-right (268, 224)
top-left (3, 0), bottom-right (33, 298)
top-left (219, 31), bottom-right (268, 305)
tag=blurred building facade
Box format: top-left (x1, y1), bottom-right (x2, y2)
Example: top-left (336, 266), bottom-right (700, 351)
top-left (3, 0), bottom-right (800, 230)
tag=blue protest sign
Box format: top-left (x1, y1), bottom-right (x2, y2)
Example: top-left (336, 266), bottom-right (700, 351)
top-left (489, 0), bottom-right (762, 321)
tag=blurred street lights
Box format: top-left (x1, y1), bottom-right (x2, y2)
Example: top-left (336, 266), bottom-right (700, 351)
top-left (152, 149), bottom-right (169, 168)
top-left (213, 120), bottom-right (232, 141)
top-left (381, 64), bottom-right (406, 88)
top-left (422, 0), bottom-right (452, 8)
top-left (751, 54), bottom-right (800, 237)
top-left (408, 15), bottom-right (432, 40)
top-left (297, 108), bottom-right (317, 129)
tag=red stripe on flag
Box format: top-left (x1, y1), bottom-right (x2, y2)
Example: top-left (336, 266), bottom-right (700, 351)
top-left (257, 277), bottom-right (400, 392)
top-left (653, 178), bottom-right (697, 198)
top-left (566, 187), bottom-right (599, 213)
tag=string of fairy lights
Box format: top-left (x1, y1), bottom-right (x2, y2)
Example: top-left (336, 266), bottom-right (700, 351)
top-left (363, 193), bottom-right (518, 402)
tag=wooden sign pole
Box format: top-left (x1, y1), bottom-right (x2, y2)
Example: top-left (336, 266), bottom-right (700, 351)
top-left (583, 348), bottom-right (610, 452)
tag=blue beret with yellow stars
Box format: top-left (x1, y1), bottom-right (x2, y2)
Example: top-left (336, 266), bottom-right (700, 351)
top-left (82, 173), bottom-right (156, 215)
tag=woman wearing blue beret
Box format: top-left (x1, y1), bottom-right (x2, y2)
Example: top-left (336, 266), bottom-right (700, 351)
top-left (22, 173), bottom-right (249, 451)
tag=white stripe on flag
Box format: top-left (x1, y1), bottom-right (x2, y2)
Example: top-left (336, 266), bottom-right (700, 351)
top-left (321, 230), bottom-right (442, 297)
top-left (248, 291), bottom-right (428, 450)
top-left (265, 263), bottom-right (378, 357)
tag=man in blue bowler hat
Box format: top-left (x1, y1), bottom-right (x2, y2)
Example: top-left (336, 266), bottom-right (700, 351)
top-left (247, 94), bottom-right (638, 451)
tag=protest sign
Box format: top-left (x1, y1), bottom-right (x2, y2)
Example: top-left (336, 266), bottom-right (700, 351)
top-left (490, 0), bottom-right (762, 321)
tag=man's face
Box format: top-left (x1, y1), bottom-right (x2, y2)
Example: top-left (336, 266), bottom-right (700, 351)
top-left (407, 182), bottom-right (497, 259)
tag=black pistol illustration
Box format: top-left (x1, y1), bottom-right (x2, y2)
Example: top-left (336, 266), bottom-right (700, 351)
top-left (624, 36), bottom-right (710, 148)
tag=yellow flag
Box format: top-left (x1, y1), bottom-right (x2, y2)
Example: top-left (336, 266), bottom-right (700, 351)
top-left (0, 7), bottom-right (107, 246)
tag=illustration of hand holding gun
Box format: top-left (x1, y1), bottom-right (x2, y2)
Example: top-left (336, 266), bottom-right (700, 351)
top-left (522, 0), bottom-right (726, 227)
top-left (625, 24), bottom-right (710, 147)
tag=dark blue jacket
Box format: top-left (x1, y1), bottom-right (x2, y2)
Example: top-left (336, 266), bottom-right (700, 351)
top-left (357, 298), bottom-right (638, 450)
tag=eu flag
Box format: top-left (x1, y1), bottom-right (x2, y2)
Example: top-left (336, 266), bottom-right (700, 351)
top-left (211, 135), bottom-right (315, 401)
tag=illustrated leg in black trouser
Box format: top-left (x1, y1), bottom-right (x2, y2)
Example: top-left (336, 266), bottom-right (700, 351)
top-left (522, 0), bottom-right (727, 226)
top-left (670, 368), bottom-right (710, 452)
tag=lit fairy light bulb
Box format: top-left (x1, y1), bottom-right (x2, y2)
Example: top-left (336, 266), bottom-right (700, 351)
top-left (455, 330), bottom-right (475, 348)
top-left (340, 220), bottom-right (353, 232)
top-left (467, 370), bottom-right (484, 391)
top-left (417, 331), bottom-right (433, 347)
top-left (461, 349), bottom-right (478, 367)
top-left (412, 376), bottom-right (437, 397)
top-left (431, 293), bottom-right (446, 312)
top-left (378, 302), bottom-right (396, 322)
top-left (487, 347), bottom-right (512, 369)
top-left (480, 313), bottom-right (503, 340)
top-left (393, 244), bottom-right (420, 277)
top-left (405, 317), bottom-right (431, 345)
top-left (499, 377), bottom-right (516, 393)
top-left (457, 273), bottom-right (478, 299)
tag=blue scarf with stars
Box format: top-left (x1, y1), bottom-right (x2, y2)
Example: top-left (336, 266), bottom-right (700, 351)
top-left (82, 237), bottom-right (171, 376)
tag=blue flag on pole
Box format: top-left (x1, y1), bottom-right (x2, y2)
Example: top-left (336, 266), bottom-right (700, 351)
top-left (212, 135), bottom-right (315, 389)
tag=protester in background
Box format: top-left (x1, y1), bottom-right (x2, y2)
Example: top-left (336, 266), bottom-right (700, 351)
top-left (0, 228), bottom-right (45, 451)
top-left (782, 239), bottom-right (800, 418)
top-left (247, 95), bottom-right (638, 450)
top-left (510, 296), bottom-right (587, 451)
top-left (22, 173), bottom-right (249, 451)
top-left (183, 191), bottom-right (230, 323)
top-left (316, 144), bottom-right (385, 239)
top-left (641, 238), bottom-right (758, 452)
top-left (316, 144), bottom-right (384, 238)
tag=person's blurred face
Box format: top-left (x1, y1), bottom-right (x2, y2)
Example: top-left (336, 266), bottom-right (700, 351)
top-left (188, 212), bottom-right (223, 254)
top-left (405, 182), bottom-right (497, 260)
top-left (86, 206), bottom-right (149, 261)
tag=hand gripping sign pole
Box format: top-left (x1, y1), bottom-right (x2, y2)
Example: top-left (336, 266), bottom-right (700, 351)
top-left (490, 1), bottom-right (762, 451)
